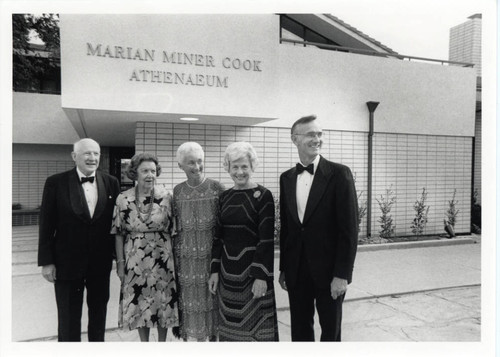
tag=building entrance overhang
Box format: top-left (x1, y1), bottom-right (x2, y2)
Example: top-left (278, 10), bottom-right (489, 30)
top-left (63, 107), bottom-right (276, 147)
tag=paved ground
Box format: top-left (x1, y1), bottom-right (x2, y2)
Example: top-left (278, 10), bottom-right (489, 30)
top-left (11, 225), bottom-right (481, 342)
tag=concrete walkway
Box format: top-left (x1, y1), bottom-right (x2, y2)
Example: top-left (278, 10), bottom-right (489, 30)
top-left (12, 226), bottom-right (481, 342)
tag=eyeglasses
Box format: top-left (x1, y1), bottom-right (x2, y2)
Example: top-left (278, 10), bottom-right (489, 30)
top-left (293, 131), bottom-right (323, 139)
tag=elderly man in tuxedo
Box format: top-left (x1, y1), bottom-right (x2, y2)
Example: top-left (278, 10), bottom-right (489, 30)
top-left (278, 115), bottom-right (358, 341)
top-left (38, 138), bottom-right (120, 341)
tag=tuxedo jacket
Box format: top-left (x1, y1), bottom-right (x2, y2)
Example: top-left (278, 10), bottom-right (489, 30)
top-left (38, 168), bottom-right (120, 280)
top-left (279, 156), bottom-right (358, 289)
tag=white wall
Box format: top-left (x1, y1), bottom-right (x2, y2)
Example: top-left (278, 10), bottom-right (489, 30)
top-left (13, 93), bottom-right (79, 144)
top-left (60, 14), bottom-right (279, 119)
top-left (272, 45), bottom-right (477, 136)
top-left (60, 14), bottom-right (476, 137)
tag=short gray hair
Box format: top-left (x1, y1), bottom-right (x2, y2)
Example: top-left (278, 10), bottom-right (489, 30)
top-left (291, 115), bottom-right (317, 135)
top-left (73, 138), bottom-right (100, 153)
top-left (176, 142), bottom-right (204, 163)
top-left (223, 141), bottom-right (259, 172)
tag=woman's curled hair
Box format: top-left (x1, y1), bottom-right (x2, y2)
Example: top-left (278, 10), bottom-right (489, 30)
top-left (125, 152), bottom-right (162, 180)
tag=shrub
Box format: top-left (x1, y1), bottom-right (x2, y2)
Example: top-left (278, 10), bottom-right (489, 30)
top-left (376, 186), bottom-right (396, 239)
top-left (358, 198), bottom-right (367, 230)
top-left (411, 188), bottom-right (429, 238)
top-left (446, 189), bottom-right (460, 227)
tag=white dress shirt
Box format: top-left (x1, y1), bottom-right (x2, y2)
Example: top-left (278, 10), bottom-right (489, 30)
top-left (296, 155), bottom-right (320, 223)
top-left (76, 168), bottom-right (98, 218)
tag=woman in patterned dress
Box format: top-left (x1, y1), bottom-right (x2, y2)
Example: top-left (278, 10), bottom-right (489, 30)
top-left (172, 142), bottom-right (224, 341)
top-left (208, 142), bottom-right (279, 341)
top-left (112, 153), bottom-right (179, 342)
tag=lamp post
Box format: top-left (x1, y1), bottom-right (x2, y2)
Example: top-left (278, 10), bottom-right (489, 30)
top-left (366, 101), bottom-right (379, 238)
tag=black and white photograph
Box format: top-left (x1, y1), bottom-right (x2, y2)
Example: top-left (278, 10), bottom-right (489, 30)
top-left (1, 0), bottom-right (497, 356)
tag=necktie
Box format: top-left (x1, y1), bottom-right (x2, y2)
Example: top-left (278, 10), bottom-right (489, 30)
top-left (296, 163), bottom-right (314, 175)
top-left (81, 176), bottom-right (95, 184)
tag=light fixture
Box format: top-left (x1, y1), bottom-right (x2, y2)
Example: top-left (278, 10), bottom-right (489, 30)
top-left (179, 117), bottom-right (199, 121)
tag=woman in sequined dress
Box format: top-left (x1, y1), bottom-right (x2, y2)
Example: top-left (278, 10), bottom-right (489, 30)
top-left (173, 142), bottom-right (224, 341)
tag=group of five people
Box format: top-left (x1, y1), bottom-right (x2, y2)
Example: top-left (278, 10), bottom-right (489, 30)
top-left (38, 115), bottom-right (359, 342)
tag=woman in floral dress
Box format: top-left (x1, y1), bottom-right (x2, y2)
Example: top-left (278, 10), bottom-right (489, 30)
top-left (173, 142), bottom-right (224, 341)
top-left (112, 153), bottom-right (179, 342)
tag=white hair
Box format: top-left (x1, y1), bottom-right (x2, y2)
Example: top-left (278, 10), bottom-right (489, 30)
top-left (73, 138), bottom-right (100, 153)
top-left (223, 141), bottom-right (259, 172)
top-left (176, 142), bottom-right (204, 163)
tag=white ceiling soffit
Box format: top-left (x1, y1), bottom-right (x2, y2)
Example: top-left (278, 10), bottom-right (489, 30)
top-left (63, 108), bottom-right (275, 147)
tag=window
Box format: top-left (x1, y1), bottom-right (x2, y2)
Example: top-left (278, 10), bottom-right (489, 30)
top-left (279, 15), bottom-right (340, 50)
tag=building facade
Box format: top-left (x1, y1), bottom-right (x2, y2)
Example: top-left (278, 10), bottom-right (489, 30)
top-left (449, 13), bottom-right (482, 207)
top-left (13, 14), bottom-right (477, 238)
top-left (449, 13), bottom-right (482, 76)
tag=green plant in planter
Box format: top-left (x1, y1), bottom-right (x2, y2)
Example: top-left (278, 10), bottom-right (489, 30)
top-left (446, 189), bottom-right (460, 228)
top-left (357, 196), bottom-right (367, 230)
top-left (411, 188), bottom-right (430, 238)
top-left (376, 186), bottom-right (396, 239)
top-left (443, 189), bottom-right (459, 238)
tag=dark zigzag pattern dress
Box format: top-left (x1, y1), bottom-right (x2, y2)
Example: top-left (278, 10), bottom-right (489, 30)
top-left (211, 185), bottom-right (279, 341)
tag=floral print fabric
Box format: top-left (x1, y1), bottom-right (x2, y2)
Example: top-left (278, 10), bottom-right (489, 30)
top-left (111, 185), bottom-right (179, 330)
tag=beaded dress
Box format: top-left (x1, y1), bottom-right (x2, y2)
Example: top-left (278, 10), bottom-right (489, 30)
top-left (173, 178), bottom-right (224, 341)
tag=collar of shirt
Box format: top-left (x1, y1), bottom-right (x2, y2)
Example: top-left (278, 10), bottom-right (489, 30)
top-left (298, 155), bottom-right (320, 176)
top-left (76, 168), bottom-right (96, 182)
top-left (76, 167), bottom-right (98, 217)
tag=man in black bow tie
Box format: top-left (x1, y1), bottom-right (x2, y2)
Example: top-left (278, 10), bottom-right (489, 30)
top-left (38, 138), bottom-right (120, 341)
top-left (279, 115), bottom-right (358, 341)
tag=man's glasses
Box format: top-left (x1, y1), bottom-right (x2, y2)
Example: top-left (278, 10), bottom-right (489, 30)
top-left (293, 131), bottom-right (323, 139)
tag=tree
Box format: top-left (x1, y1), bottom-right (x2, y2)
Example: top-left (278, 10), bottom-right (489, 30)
top-left (12, 14), bottom-right (60, 90)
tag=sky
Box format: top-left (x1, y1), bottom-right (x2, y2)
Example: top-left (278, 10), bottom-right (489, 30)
top-left (19, 0), bottom-right (491, 61)
top-left (318, 0), bottom-right (486, 60)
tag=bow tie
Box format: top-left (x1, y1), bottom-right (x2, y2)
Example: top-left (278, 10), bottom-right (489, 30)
top-left (80, 176), bottom-right (95, 184)
top-left (296, 163), bottom-right (314, 175)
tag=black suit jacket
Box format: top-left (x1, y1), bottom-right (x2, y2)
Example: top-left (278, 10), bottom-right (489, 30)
top-left (279, 156), bottom-right (358, 289)
top-left (38, 168), bottom-right (120, 280)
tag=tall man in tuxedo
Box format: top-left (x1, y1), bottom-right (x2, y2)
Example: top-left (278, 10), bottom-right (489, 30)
top-left (278, 115), bottom-right (358, 341)
top-left (38, 138), bottom-right (120, 341)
